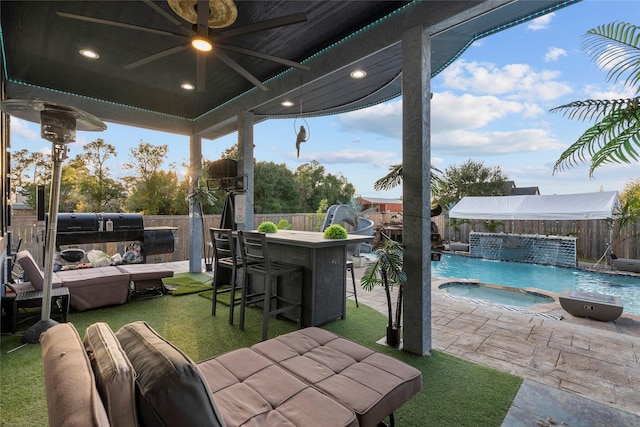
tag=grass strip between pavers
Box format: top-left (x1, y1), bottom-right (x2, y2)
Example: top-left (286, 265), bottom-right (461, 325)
top-left (0, 292), bottom-right (522, 427)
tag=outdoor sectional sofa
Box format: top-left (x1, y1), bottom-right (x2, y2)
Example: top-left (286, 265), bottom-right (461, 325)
top-left (41, 321), bottom-right (422, 427)
top-left (14, 250), bottom-right (173, 311)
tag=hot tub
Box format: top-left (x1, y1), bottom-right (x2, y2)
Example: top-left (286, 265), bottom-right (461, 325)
top-left (438, 281), bottom-right (555, 308)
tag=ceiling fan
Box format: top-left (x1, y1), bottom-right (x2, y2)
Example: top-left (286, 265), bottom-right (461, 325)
top-left (57, 0), bottom-right (311, 92)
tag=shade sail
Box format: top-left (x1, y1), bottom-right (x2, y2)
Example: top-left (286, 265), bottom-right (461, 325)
top-left (449, 191), bottom-right (620, 220)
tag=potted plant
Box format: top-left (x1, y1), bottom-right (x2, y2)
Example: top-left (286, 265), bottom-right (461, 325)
top-left (360, 237), bottom-right (406, 347)
top-left (323, 224), bottom-right (348, 239)
top-left (258, 221), bottom-right (278, 233)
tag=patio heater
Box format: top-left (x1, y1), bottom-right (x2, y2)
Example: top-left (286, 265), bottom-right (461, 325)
top-left (1, 99), bottom-right (106, 343)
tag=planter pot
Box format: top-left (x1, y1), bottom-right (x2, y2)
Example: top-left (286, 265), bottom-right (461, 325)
top-left (351, 255), bottom-right (366, 268)
top-left (386, 325), bottom-right (401, 347)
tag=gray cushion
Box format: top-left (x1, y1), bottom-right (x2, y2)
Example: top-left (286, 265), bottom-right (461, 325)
top-left (40, 323), bottom-right (110, 427)
top-left (252, 327), bottom-right (423, 427)
top-left (84, 322), bottom-right (139, 427)
top-left (115, 321), bottom-right (225, 427)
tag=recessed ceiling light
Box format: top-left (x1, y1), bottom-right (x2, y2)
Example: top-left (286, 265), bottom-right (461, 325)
top-left (281, 100), bottom-right (294, 107)
top-left (350, 69), bottom-right (366, 79)
top-left (181, 83), bottom-right (195, 90)
top-left (191, 36), bottom-right (213, 52)
top-left (79, 49), bottom-right (99, 59)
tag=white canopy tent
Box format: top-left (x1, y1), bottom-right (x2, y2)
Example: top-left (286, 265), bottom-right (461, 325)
top-left (449, 191), bottom-right (620, 221)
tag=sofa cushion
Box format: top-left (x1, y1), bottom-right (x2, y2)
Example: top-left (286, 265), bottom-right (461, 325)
top-left (84, 322), bottom-right (139, 427)
top-left (252, 327), bottom-right (423, 427)
top-left (115, 321), bottom-right (225, 427)
top-left (40, 323), bottom-right (110, 427)
top-left (115, 264), bottom-right (174, 281)
top-left (55, 266), bottom-right (130, 311)
top-left (15, 250), bottom-right (63, 291)
top-left (198, 347), bottom-right (358, 427)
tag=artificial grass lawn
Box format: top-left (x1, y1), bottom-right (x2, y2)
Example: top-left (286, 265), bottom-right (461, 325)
top-left (162, 272), bottom-right (213, 295)
top-left (1, 292), bottom-right (522, 427)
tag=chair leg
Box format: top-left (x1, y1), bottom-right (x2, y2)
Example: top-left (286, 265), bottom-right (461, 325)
top-left (262, 276), bottom-right (272, 341)
top-left (211, 266), bottom-right (219, 316)
top-left (239, 273), bottom-right (249, 331)
top-left (350, 265), bottom-right (359, 307)
top-left (228, 266), bottom-right (237, 325)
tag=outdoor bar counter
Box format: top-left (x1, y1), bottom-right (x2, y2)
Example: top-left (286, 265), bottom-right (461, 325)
top-left (263, 230), bottom-right (373, 326)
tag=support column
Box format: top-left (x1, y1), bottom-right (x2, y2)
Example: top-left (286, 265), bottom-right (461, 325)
top-left (238, 111), bottom-right (254, 231)
top-left (402, 24), bottom-right (432, 355)
top-left (189, 134), bottom-right (203, 272)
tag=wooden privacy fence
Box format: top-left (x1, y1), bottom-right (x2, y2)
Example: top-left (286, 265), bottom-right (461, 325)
top-left (9, 213), bottom-right (637, 267)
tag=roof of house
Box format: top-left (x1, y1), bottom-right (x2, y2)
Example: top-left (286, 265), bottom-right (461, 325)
top-left (359, 197), bottom-right (403, 204)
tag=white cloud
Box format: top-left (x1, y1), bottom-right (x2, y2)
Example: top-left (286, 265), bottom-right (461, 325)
top-left (584, 82), bottom-right (636, 100)
top-left (440, 59), bottom-right (573, 101)
top-left (432, 128), bottom-right (564, 156)
top-left (9, 118), bottom-right (38, 140)
top-left (433, 92), bottom-right (526, 131)
top-left (544, 47), bottom-right (567, 62)
top-left (295, 148), bottom-right (400, 168)
top-left (527, 13), bottom-right (555, 31)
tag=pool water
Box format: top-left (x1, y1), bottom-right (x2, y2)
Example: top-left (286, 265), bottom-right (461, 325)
top-left (432, 253), bottom-right (640, 315)
top-left (439, 282), bottom-right (554, 307)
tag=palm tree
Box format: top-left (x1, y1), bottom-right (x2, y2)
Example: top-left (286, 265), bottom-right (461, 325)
top-left (551, 22), bottom-right (640, 176)
top-left (360, 236), bottom-right (406, 347)
top-left (374, 164), bottom-right (443, 195)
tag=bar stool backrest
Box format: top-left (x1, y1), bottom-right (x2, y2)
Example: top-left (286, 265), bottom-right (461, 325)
top-left (237, 231), bottom-right (270, 269)
top-left (209, 228), bottom-right (235, 262)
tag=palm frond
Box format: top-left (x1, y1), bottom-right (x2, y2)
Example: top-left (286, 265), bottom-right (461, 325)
top-left (549, 98), bottom-right (635, 122)
top-left (374, 164), bottom-right (444, 195)
top-left (374, 164), bottom-right (403, 191)
top-left (553, 104), bottom-right (640, 175)
top-left (582, 22), bottom-right (640, 93)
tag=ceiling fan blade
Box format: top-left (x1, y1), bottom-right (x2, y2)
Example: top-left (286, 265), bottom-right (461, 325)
top-left (56, 11), bottom-right (189, 39)
top-left (213, 50), bottom-right (268, 91)
top-left (197, 52), bottom-right (207, 92)
top-left (124, 45), bottom-right (189, 70)
top-left (218, 44), bottom-right (311, 71)
top-left (214, 13), bottom-right (307, 40)
top-left (142, 0), bottom-right (194, 35)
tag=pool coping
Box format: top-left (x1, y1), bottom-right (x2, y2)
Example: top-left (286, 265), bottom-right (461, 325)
top-left (431, 275), bottom-right (640, 324)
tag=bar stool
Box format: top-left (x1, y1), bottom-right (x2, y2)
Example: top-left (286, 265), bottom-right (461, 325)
top-left (346, 260), bottom-right (359, 307)
top-left (237, 231), bottom-right (303, 341)
top-left (209, 228), bottom-right (243, 325)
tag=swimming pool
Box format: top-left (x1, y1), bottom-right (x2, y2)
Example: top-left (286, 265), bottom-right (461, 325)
top-left (432, 253), bottom-right (640, 315)
top-left (439, 282), bottom-right (555, 307)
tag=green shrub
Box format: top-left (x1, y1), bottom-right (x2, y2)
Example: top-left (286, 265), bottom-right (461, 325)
top-left (323, 224), bottom-right (348, 239)
top-left (276, 219), bottom-right (293, 230)
top-left (257, 221), bottom-right (278, 233)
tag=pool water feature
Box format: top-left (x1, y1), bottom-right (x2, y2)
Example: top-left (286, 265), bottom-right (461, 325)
top-left (432, 253), bottom-right (640, 315)
top-left (439, 282), bottom-right (555, 307)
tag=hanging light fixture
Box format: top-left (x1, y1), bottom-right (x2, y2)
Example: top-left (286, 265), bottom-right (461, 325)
top-left (294, 77), bottom-right (310, 159)
top-left (0, 99), bottom-right (106, 344)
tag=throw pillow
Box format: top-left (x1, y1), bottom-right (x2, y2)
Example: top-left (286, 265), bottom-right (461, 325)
top-left (115, 321), bottom-right (225, 427)
top-left (84, 322), bottom-right (139, 427)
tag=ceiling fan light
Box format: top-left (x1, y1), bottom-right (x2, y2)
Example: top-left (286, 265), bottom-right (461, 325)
top-left (350, 69), bottom-right (366, 79)
top-left (192, 36), bottom-right (213, 52)
top-left (79, 49), bottom-right (99, 59)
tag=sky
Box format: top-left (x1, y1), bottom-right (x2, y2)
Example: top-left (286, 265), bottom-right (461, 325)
top-left (8, 0), bottom-right (640, 201)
